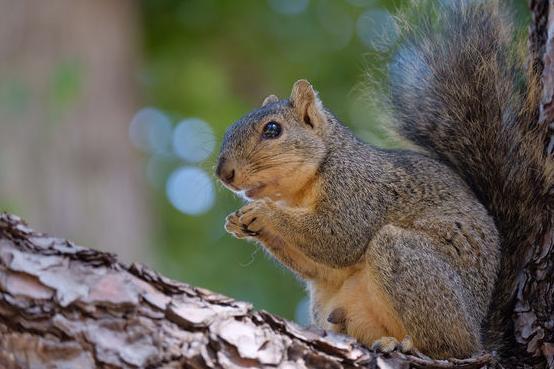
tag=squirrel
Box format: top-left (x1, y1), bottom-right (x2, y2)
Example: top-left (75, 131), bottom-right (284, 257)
top-left (215, 1), bottom-right (553, 360)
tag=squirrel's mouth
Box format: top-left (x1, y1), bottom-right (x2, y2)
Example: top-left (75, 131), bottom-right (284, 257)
top-left (245, 184), bottom-right (266, 198)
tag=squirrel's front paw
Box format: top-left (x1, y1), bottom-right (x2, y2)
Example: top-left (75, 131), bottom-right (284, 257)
top-left (225, 200), bottom-right (274, 239)
top-left (225, 212), bottom-right (247, 239)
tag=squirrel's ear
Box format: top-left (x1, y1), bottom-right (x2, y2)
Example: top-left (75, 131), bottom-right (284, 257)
top-left (262, 94), bottom-right (279, 107)
top-left (290, 79), bottom-right (325, 129)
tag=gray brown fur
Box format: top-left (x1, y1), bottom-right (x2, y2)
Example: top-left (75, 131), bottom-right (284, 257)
top-left (389, 1), bottom-right (553, 357)
top-left (216, 1), bottom-right (553, 360)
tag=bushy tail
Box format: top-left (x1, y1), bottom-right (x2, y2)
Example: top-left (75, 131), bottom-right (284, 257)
top-left (388, 1), bottom-right (553, 356)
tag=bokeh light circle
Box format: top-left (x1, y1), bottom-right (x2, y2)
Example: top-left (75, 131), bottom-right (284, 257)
top-left (317, 0), bottom-right (353, 50)
top-left (356, 9), bottom-right (399, 52)
top-left (166, 167), bottom-right (215, 215)
top-left (129, 107), bottom-right (173, 154)
top-left (173, 118), bottom-right (215, 163)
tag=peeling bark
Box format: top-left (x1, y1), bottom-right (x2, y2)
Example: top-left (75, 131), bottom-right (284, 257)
top-left (0, 215), bottom-right (496, 368)
top-left (516, 1), bottom-right (554, 368)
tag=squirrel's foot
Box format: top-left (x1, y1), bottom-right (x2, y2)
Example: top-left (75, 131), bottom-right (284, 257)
top-left (371, 336), bottom-right (414, 355)
top-left (327, 307), bottom-right (348, 333)
top-left (225, 200), bottom-right (274, 239)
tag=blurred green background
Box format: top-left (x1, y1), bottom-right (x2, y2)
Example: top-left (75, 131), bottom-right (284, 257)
top-left (140, 0), bottom-right (405, 322)
top-left (0, 0), bottom-right (529, 323)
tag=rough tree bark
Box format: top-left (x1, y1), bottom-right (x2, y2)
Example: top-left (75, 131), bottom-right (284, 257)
top-left (0, 1), bottom-right (553, 369)
top-left (518, 1), bottom-right (554, 368)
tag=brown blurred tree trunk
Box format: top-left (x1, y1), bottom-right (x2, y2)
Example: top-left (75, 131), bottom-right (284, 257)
top-left (0, 0), bottom-right (151, 262)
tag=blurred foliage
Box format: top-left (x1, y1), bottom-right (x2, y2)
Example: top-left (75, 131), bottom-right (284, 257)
top-left (48, 59), bottom-right (82, 123)
top-left (136, 0), bottom-right (530, 321)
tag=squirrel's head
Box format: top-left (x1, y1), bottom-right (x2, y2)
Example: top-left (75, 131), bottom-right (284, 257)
top-left (216, 80), bottom-right (329, 203)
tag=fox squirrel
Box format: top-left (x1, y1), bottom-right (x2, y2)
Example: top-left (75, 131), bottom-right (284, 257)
top-left (216, 1), bottom-right (553, 360)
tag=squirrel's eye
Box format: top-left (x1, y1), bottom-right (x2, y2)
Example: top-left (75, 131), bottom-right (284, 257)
top-left (262, 121), bottom-right (282, 139)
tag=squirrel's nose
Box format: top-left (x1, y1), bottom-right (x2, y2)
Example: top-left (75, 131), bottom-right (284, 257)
top-left (216, 157), bottom-right (236, 184)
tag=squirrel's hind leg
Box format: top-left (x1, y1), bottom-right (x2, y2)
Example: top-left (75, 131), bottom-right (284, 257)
top-left (367, 224), bottom-right (481, 359)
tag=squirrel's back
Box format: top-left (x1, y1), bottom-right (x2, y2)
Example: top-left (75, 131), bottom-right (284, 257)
top-left (388, 1), bottom-right (553, 358)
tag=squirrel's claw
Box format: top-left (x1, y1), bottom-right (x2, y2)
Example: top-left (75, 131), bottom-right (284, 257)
top-left (240, 223), bottom-right (260, 237)
top-left (225, 212), bottom-right (255, 239)
top-left (371, 336), bottom-right (414, 355)
top-left (371, 336), bottom-right (399, 353)
top-left (225, 200), bottom-right (274, 239)
top-left (239, 200), bottom-right (273, 234)
top-left (224, 213), bottom-right (246, 239)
